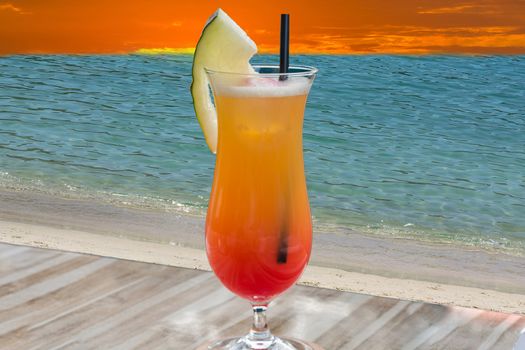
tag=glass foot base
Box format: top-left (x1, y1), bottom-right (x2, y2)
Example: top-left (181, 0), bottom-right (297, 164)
top-left (201, 336), bottom-right (323, 350)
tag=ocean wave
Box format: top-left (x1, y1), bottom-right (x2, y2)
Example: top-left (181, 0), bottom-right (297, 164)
top-left (0, 172), bottom-right (205, 216)
top-left (1, 54), bottom-right (524, 254)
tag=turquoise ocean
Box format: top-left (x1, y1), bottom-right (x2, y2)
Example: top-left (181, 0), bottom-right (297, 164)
top-left (1, 54), bottom-right (524, 254)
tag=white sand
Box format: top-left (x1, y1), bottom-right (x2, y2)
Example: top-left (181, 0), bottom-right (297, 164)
top-left (1, 219), bottom-right (524, 314)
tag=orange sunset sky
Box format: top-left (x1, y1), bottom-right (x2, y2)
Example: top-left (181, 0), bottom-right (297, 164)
top-left (1, 0), bottom-right (525, 54)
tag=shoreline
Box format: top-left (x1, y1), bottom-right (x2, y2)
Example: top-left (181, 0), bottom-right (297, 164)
top-left (1, 189), bottom-right (524, 313)
top-left (2, 177), bottom-right (523, 259)
top-left (1, 219), bottom-right (524, 314)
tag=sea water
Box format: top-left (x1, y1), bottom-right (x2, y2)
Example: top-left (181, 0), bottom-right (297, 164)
top-left (0, 54), bottom-right (524, 254)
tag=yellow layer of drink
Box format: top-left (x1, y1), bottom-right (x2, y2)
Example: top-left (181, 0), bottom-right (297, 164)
top-left (206, 86), bottom-right (312, 303)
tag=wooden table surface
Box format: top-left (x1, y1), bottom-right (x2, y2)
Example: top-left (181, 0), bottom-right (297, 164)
top-left (0, 243), bottom-right (523, 350)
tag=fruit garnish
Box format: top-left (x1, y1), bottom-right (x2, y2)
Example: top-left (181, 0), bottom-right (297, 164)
top-left (190, 9), bottom-right (257, 153)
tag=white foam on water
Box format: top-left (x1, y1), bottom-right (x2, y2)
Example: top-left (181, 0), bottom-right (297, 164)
top-left (213, 75), bottom-right (312, 97)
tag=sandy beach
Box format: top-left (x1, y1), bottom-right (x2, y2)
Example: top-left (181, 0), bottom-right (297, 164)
top-left (1, 189), bottom-right (524, 314)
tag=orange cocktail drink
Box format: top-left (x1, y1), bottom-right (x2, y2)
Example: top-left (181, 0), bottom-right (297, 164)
top-left (206, 67), bottom-right (316, 304)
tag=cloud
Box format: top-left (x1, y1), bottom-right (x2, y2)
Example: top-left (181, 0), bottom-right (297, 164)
top-left (135, 47), bottom-right (195, 54)
top-left (418, 4), bottom-right (476, 14)
top-left (0, 2), bottom-right (29, 14)
top-left (374, 25), bottom-right (519, 36)
top-left (417, 3), bottom-right (499, 15)
top-left (291, 25), bottom-right (525, 54)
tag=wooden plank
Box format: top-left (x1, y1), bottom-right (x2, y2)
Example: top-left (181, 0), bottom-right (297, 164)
top-left (18, 268), bottom-right (203, 349)
top-left (0, 243), bottom-right (523, 350)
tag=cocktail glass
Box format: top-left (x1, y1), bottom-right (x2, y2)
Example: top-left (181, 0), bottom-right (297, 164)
top-left (204, 65), bottom-right (319, 350)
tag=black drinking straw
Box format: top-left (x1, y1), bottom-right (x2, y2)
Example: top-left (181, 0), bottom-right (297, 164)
top-left (277, 14), bottom-right (290, 264)
top-left (276, 193), bottom-right (289, 264)
top-left (279, 14), bottom-right (290, 81)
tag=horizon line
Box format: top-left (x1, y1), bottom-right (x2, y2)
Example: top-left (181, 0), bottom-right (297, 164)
top-left (2, 48), bottom-right (525, 56)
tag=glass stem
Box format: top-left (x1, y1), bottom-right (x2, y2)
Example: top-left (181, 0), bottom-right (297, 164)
top-left (247, 304), bottom-right (274, 344)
